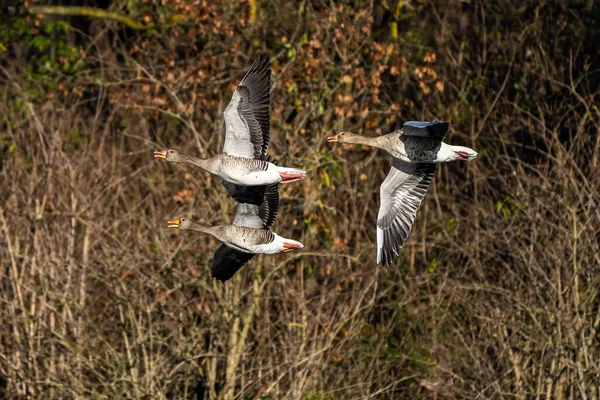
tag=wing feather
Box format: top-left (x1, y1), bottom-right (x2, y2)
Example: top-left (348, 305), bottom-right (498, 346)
top-left (402, 121), bottom-right (449, 139)
top-left (221, 181), bottom-right (266, 206)
top-left (376, 158), bottom-right (435, 266)
top-left (211, 244), bottom-right (255, 282)
top-left (237, 54), bottom-right (271, 158)
top-left (222, 55), bottom-right (271, 159)
top-left (231, 183), bottom-right (279, 229)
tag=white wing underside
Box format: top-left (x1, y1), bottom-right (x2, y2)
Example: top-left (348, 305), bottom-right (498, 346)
top-left (231, 203), bottom-right (263, 229)
top-left (376, 158), bottom-right (435, 265)
top-left (221, 55), bottom-right (271, 160)
top-left (230, 183), bottom-right (279, 229)
top-left (223, 90), bottom-right (259, 159)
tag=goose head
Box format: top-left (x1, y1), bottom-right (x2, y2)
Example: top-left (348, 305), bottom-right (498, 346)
top-left (327, 132), bottom-right (363, 144)
top-left (167, 218), bottom-right (192, 229)
top-left (154, 149), bottom-right (185, 162)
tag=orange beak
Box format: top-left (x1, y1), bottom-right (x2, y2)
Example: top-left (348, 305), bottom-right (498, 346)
top-left (327, 135), bottom-right (339, 143)
top-left (167, 219), bottom-right (180, 228)
top-left (154, 150), bottom-right (167, 159)
top-left (282, 241), bottom-right (304, 253)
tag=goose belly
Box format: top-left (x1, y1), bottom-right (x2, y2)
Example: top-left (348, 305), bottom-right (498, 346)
top-left (226, 236), bottom-right (282, 255)
top-left (218, 165), bottom-right (280, 186)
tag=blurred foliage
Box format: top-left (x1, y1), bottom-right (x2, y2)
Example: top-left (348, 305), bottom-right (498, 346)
top-left (0, 0), bottom-right (599, 398)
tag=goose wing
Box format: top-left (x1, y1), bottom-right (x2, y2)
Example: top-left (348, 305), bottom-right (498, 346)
top-left (221, 182), bottom-right (266, 206)
top-left (211, 244), bottom-right (255, 282)
top-left (211, 183), bottom-right (279, 282)
top-left (231, 183), bottom-right (279, 229)
top-left (376, 158), bottom-right (435, 266)
top-left (222, 54), bottom-right (271, 159)
top-left (402, 121), bottom-right (449, 139)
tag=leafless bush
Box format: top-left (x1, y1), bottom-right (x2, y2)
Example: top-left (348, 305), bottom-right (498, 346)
top-left (0, 0), bottom-right (598, 398)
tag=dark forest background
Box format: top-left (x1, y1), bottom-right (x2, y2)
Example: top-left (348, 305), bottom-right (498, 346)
top-left (0, 0), bottom-right (599, 398)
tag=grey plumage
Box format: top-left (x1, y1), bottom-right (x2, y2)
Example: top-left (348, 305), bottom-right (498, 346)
top-left (328, 120), bottom-right (477, 266)
top-left (222, 54), bottom-right (271, 160)
top-left (221, 155), bottom-right (276, 205)
top-left (399, 136), bottom-right (443, 163)
top-left (377, 159), bottom-right (435, 266)
top-left (237, 54), bottom-right (271, 158)
top-left (211, 182), bottom-right (279, 281)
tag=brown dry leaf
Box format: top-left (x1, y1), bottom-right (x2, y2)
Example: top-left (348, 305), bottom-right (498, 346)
top-left (414, 67), bottom-right (424, 79)
top-left (436, 80), bottom-right (445, 92)
top-left (418, 81), bottom-right (431, 94)
top-left (342, 75), bottom-right (352, 84)
top-left (424, 51), bottom-right (437, 63)
top-left (333, 352), bottom-right (344, 363)
top-left (423, 66), bottom-right (437, 79)
top-left (359, 173), bottom-right (368, 181)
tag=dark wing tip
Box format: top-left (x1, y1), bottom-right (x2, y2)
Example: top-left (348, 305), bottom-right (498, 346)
top-left (222, 180), bottom-right (266, 206)
top-left (253, 53), bottom-right (271, 68)
top-left (239, 54), bottom-right (271, 159)
top-left (258, 183), bottom-right (279, 228)
top-left (241, 54), bottom-right (271, 89)
top-left (211, 244), bottom-right (255, 282)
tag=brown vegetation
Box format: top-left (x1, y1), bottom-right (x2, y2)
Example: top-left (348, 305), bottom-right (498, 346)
top-left (0, 0), bottom-right (599, 398)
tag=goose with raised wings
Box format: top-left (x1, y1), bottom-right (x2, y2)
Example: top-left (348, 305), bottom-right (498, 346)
top-left (328, 121), bottom-right (477, 266)
top-left (167, 183), bottom-right (303, 282)
top-left (155, 54), bottom-right (306, 205)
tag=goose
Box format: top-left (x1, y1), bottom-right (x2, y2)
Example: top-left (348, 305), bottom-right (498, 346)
top-left (167, 183), bottom-right (303, 281)
top-left (327, 121), bottom-right (477, 266)
top-left (154, 54), bottom-right (306, 206)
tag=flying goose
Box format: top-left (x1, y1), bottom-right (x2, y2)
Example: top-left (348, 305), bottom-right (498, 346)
top-left (155, 54), bottom-right (306, 206)
top-left (328, 121), bottom-right (477, 265)
top-left (167, 183), bottom-right (303, 282)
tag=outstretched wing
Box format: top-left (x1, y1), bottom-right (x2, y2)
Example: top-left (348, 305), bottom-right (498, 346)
top-left (402, 121), bottom-right (449, 139)
top-left (211, 181), bottom-right (279, 282)
top-left (221, 182), bottom-right (266, 206)
top-left (231, 183), bottom-right (279, 229)
top-left (376, 158), bottom-right (435, 266)
top-left (222, 54), bottom-right (271, 159)
top-left (211, 244), bottom-right (255, 282)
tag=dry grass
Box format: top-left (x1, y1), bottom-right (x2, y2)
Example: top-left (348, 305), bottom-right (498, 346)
top-left (0, 0), bottom-right (599, 398)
